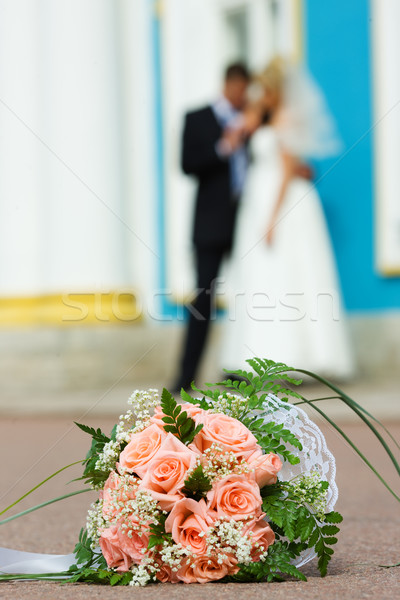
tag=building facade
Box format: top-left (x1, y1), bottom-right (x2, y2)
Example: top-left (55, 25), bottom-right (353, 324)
top-left (0, 0), bottom-right (399, 373)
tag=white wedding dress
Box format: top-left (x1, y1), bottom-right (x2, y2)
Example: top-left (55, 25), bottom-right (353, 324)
top-left (221, 126), bottom-right (354, 378)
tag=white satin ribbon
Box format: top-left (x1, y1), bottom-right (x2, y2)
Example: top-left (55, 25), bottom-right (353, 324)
top-left (0, 547), bottom-right (76, 575)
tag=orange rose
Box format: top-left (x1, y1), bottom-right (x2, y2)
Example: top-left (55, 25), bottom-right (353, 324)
top-left (192, 413), bottom-right (259, 459)
top-left (248, 452), bottom-right (282, 488)
top-left (118, 423), bottom-right (165, 477)
top-left (165, 498), bottom-right (214, 555)
top-left (243, 514), bottom-right (275, 558)
top-left (177, 553), bottom-right (239, 583)
top-left (139, 433), bottom-right (198, 511)
top-left (207, 473), bottom-right (262, 520)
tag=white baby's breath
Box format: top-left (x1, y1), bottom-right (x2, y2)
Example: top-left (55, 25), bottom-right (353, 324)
top-left (209, 392), bottom-right (249, 419)
top-left (86, 499), bottom-right (107, 549)
top-left (206, 517), bottom-right (256, 565)
top-left (118, 389), bottom-right (159, 437)
top-left (202, 442), bottom-right (250, 482)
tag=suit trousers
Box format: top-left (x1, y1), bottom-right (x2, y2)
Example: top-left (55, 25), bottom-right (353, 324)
top-left (176, 245), bottom-right (226, 388)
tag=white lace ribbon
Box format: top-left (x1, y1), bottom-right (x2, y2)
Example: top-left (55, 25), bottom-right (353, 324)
top-left (0, 548), bottom-right (76, 575)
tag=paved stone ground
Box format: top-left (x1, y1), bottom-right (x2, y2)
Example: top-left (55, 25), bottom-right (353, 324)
top-left (1, 323), bottom-right (399, 422)
top-left (0, 414), bottom-right (399, 600)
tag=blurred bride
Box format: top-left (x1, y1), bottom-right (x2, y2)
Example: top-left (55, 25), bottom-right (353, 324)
top-left (221, 57), bottom-right (354, 378)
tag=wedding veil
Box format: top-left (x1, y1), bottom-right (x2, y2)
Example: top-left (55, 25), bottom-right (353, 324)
top-left (254, 59), bottom-right (343, 159)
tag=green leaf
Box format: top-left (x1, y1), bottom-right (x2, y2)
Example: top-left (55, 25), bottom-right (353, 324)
top-left (73, 422), bottom-right (117, 489)
top-left (177, 411), bottom-right (187, 426)
top-left (180, 388), bottom-right (195, 403)
top-left (324, 511), bottom-right (344, 524)
top-left (322, 536), bottom-right (338, 545)
top-left (298, 516), bottom-right (315, 542)
top-left (321, 524), bottom-right (341, 535)
top-left (262, 478), bottom-right (342, 578)
top-left (67, 567), bottom-right (134, 586)
top-left (225, 541), bottom-right (306, 582)
top-left (146, 513), bottom-right (172, 550)
top-left (161, 416), bottom-right (175, 424)
top-left (160, 387), bottom-right (203, 445)
top-left (75, 423), bottom-right (110, 445)
top-left (147, 535), bottom-right (164, 550)
top-left (307, 527), bottom-right (319, 548)
top-left (193, 358), bottom-right (303, 416)
top-left (182, 464), bottom-right (212, 501)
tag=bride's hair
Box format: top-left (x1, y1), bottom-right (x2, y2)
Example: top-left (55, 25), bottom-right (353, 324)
top-left (256, 56), bottom-right (286, 96)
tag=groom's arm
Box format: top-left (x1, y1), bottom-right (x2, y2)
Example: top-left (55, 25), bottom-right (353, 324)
top-left (181, 112), bottom-right (228, 176)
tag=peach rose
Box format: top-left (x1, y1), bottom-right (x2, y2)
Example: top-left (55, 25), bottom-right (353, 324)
top-left (117, 518), bottom-right (150, 565)
top-left (99, 520), bottom-right (150, 571)
top-left (243, 514), bottom-right (275, 558)
top-left (165, 498), bottom-right (214, 555)
top-left (139, 433), bottom-right (198, 511)
top-left (248, 452), bottom-right (282, 488)
top-left (99, 525), bottom-right (133, 572)
top-left (155, 561), bottom-right (180, 583)
top-left (192, 413), bottom-right (259, 459)
top-left (207, 473), bottom-right (262, 520)
top-left (118, 423), bottom-right (165, 477)
top-left (102, 471), bottom-right (137, 521)
top-left (177, 553), bottom-right (239, 583)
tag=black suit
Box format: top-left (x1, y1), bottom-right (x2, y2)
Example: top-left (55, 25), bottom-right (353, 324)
top-left (174, 105), bottom-right (241, 389)
top-left (182, 106), bottom-right (238, 248)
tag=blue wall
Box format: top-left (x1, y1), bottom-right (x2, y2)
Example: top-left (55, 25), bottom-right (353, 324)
top-left (303, 0), bottom-right (400, 312)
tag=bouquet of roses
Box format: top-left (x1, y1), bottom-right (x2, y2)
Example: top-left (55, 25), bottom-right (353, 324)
top-left (69, 360), bottom-right (343, 586)
top-left (1, 358), bottom-right (398, 587)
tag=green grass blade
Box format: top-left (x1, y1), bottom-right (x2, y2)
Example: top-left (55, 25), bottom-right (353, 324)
top-left (294, 395), bottom-right (400, 452)
top-left (0, 488), bottom-right (90, 525)
top-left (292, 392), bottom-right (400, 503)
top-left (0, 460), bottom-right (84, 517)
top-left (0, 572), bottom-right (71, 581)
top-left (295, 369), bottom-right (400, 476)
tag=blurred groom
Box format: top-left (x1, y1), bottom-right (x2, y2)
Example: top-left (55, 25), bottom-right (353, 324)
top-left (172, 62), bottom-right (251, 392)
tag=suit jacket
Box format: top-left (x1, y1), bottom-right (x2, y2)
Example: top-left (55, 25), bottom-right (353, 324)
top-left (181, 106), bottom-right (238, 250)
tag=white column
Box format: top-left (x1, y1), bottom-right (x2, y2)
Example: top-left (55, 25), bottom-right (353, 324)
top-left (115, 0), bottom-right (160, 309)
top-left (0, 0), bottom-right (132, 297)
top-left (38, 0), bottom-right (127, 292)
top-left (0, 0), bottom-right (42, 295)
top-left (372, 0), bottom-right (400, 274)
